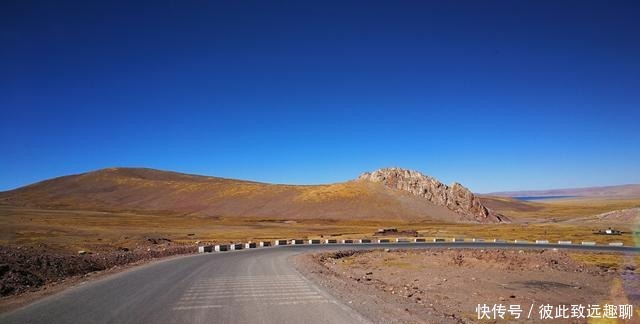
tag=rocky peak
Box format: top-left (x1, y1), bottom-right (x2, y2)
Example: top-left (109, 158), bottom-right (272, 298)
top-left (358, 168), bottom-right (506, 223)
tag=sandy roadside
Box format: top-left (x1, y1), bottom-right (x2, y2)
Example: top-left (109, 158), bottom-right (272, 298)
top-left (295, 249), bottom-right (640, 323)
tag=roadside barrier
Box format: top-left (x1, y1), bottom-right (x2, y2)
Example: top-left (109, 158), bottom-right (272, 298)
top-left (198, 236), bottom-right (630, 253)
top-left (214, 244), bottom-right (230, 252)
top-left (230, 243), bottom-right (244, 250)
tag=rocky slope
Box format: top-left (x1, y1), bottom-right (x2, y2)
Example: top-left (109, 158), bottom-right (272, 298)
top-left (358, 168), bottom-right (506, 223)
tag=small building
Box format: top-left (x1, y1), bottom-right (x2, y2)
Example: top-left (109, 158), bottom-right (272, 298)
top-left (595, 228), bottom-right (622, 235)
top-left (377, 228), bottom-right (398, 234)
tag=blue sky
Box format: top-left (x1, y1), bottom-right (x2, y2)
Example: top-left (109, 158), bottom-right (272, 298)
top-left (1, 0), bottom-right (639, 193)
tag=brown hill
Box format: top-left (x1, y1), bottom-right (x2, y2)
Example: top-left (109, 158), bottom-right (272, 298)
top-left (0, 167), bottom-right (504, 223)
top-left (488, 184), bottom-right (640, 199)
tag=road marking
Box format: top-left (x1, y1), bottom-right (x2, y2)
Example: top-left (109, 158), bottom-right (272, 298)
top-left (186, 284), bottom-right (309, 289)
top-left (173, 274), bottom-right (330, 312)
top-left (176, 295), bottom-right (327, 304)
top-left (173, 305), bottom-right (225, 311)
top-left (179, 292), bottom-right (320, 300)
top-left (183, 290), bottom-right (316, 296)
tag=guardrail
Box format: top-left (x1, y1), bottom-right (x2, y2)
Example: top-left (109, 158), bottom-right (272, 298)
top-left (214, 244), bottom-right (229, 252)
top-left (197, 237), bottom-right (629, 253)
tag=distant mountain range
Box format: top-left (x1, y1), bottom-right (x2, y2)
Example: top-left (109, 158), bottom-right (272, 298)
top-left (0, 167), bottom-right (504, 224)
top-left (488, 184), bottom-right (640, 199)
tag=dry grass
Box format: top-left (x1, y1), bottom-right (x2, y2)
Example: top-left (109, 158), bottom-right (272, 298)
top-left (485, 197), bottom-right (640, 222)
top-left (567, 252), bottom-right (640, 273)
top-left (2, 204), bottom-right (638, 254)
top-left (0, 206), bottom-right (418, 252)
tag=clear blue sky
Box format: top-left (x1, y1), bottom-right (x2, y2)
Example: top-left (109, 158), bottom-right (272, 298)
top-left (1, 1), bottom-right (639, 193)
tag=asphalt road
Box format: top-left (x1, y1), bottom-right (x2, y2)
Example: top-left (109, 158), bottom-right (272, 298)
top-left (2, 243), bottom-right (639, 324)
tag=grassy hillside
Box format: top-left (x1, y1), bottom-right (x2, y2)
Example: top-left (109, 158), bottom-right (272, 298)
top-left (0, 167), bottom-right (467, 222)
top-left (480, 195), bottom-right (640, 222)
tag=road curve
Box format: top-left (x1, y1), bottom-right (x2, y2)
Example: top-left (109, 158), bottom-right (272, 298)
top-left (2, 243), bottom-right (639, 324)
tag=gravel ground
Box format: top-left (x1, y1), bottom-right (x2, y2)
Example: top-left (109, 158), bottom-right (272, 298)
top-left (295, 249), bottom-right (640, 323)
top-left (0, 242), bottom-right (197, 312)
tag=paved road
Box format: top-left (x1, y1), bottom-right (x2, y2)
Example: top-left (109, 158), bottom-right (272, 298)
top-left (2, 243), bottom-right (639, 324)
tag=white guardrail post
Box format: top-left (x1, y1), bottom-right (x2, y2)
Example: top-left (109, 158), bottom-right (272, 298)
top-left (535, 240), bottom-right (549, 244)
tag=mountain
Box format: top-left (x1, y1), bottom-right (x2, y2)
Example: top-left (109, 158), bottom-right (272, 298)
top-left (359, 168), bottom-right (506, 223)
top-left (0, 167), bottom-right (505, 223)
top-left (488, 184), bottom-right (640, 199)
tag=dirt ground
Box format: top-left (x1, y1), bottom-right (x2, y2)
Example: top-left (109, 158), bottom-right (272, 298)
top-left (296, 249), bottom-right (640, 323)
top-left (0, 242), bottom-right (196, 312)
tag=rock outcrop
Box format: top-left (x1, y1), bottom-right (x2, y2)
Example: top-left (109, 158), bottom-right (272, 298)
top-left (358, 168), bottom-right (506, 223)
